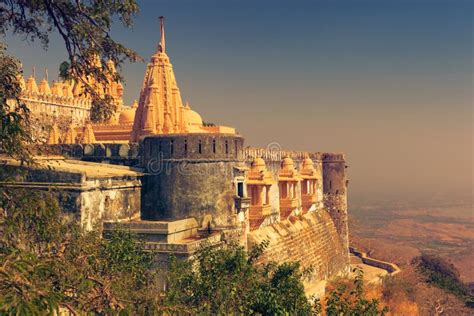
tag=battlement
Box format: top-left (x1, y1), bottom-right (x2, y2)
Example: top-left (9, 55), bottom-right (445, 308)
top-left (142, 134), bottom-right (244, 161)
top-left (244, 147), bottom-right (321, 162)
top-left (45, 143), bottom-right (139, 166)
top-left (321, 153), bottom-right (345, 162)
top-left (243, 147), bottom-right (345, 163)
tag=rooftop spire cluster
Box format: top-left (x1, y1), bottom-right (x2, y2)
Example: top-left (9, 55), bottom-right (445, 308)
top-left (130, 16), bottom-right (235, 142)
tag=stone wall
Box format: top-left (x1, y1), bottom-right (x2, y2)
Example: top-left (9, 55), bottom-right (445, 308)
top-left (46, 143), bottom-right (140, 166)
top-left (0, 158), bottom-right (142, 231)
top-left (248, 211), bottom-right (350, 282)
top-left (140, 134), bottom-right (246, 229)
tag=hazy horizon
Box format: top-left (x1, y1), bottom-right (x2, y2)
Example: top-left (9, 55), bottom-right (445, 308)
top-left (4, 0), bottom-right (472, 204)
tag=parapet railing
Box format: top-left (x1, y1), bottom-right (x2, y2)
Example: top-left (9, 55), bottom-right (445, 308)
top-left (244, 147), bottom-right (321, 161)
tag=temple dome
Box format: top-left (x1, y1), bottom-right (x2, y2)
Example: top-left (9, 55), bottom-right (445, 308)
top-left (39, 79), bottom-right (51, 94)
top-left (281, 157), bottom-right (295, 170)
top-left (251, 157), bottom-right (267, 172)
top-left (119, 107), bottom-right (137, 125)
top-left (186, 109), bottom-right (203, 126)
top-left (302, 157), bottom-right (314, 170)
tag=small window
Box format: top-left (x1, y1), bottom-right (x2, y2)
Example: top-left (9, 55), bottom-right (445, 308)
top-left (225, 140), bottom-right (229, 155)
top-left (329, 180), bottom-right (332, 190)
top-left (170, 140), bottom-right (174, 154)
top-left (198, 140), bottom-right (202, 154)
top-left (184, 139), bottom-right (188, 156)
top-left (212, 139), bottom-right (216, 153)
top-left (237, 182), bottom-right (244, 198)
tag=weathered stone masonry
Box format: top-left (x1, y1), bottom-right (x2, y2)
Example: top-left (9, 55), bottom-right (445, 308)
top-left (248, 211), bottom-right (349, 282)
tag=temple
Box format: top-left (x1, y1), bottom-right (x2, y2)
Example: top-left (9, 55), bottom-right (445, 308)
top-left (3, 17), bottom-right (355, 296)
top-left (130, 16), bottom-right (235, 142)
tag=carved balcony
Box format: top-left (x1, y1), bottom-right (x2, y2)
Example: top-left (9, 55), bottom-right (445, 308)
top-left (249, 204), bottom-right (272, 218)
top-left (302, 194), bottom-right (318, 205)
top-left (280, 198), bottom-right (298, 209)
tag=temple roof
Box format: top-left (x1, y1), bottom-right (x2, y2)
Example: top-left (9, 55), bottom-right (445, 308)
top-left (130, 17), bottom-right (235, 142)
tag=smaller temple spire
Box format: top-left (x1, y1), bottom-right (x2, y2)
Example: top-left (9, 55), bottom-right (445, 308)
top-left (159, 16), bottom-right (166, 53)
top-left (44, 68), bottom-right (48, 81)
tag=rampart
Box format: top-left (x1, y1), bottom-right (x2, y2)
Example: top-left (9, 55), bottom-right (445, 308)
top-left (350, 247), bottom-right (401, 276)
top-left (248, 211), bottom-right (350, 281)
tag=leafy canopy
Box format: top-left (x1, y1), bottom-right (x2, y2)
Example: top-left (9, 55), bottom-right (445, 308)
top-left (0, 0), bottom-right (142, 161)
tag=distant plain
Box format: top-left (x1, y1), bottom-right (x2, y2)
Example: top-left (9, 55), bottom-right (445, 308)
top-left (350, 197), bottom-right (473, 284)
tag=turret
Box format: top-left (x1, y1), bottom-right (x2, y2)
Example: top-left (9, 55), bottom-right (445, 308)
top-left (51, 81), bottom-right (63, 97)
top-left (140, 134), bottom-right (245, 230)
top-left (25, 68), bottom-right (38, 93)
top-left (38, 69), bottom-right (51, 94)
top-left (322, 153), bottom-right (349, 252)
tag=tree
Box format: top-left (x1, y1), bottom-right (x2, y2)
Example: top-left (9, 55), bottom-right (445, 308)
top-left (90, 94), bottom-right (117, 123)
top-left (0, 44), bottom-right (31, 162)
top-left (0, 188), bottom-right (161, 314)
top-left (0, 0), bottom-right (142, 158)
top-left (165, 240), bottom-right (319, 315)
top-left (413, 254), bottom-right (474, 307)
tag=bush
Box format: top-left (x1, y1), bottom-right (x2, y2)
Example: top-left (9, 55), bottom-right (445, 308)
top-left (413, 254), bottom-right (473, 307)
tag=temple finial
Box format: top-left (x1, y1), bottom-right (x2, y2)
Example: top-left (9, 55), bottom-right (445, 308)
top-left (45, 68), bottom-right (48, 81)
top-left (159, 16), bottom-right (166, 53)
top-left (32, 66), bottom-right (36, 78)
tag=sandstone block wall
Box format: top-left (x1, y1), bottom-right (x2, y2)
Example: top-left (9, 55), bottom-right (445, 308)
top-left (0, 159), bottom-right (142, 231)
top-left (248, 210), bottom-right (349, 282)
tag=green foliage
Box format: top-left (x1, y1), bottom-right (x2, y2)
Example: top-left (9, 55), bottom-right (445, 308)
top-left (325, 267), bottom-right (388, 316)
top-left (0, 188), bottom-right (160, 315)
top-left (0, 188), bottom-right (392, 315)
top-left (413, 254), bottom-right (473, 307)
top-left (165, 240), bottom-right (318, 315)
top-left (90, 94), bottom-right (118, 123)
top-left (0, 44), bottom-right (32, 162)
top-left (0, 0), bottom-right (143, 159)
top-left (58, 61), bottom-right (70, 81)
top-left (0, 0), bottom-right (141, 84)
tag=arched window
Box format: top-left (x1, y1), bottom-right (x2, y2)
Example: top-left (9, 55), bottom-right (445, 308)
top-left (212, 139), bottom-right (216, 153)
top-left (198, 140), bottom-right (202, 154)
top-left (184, 139), bottom-right (188, 156)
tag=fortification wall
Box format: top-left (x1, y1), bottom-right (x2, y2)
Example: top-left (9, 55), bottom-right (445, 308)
top-left (46, 143), bottom-right (140, 166)
top-left (248, 210), bottom-right (350, 281)
top-left (0, 159), bottom-right (141, 231)
top-left (140, 134), bottom-right (246, 229)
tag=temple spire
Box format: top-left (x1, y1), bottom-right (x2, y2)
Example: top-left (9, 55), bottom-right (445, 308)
top-left (159, 16), bottom-right (166, 53)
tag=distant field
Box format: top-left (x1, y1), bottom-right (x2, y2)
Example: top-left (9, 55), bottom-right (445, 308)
top-left (349, 199), bottom-right (474, 283)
